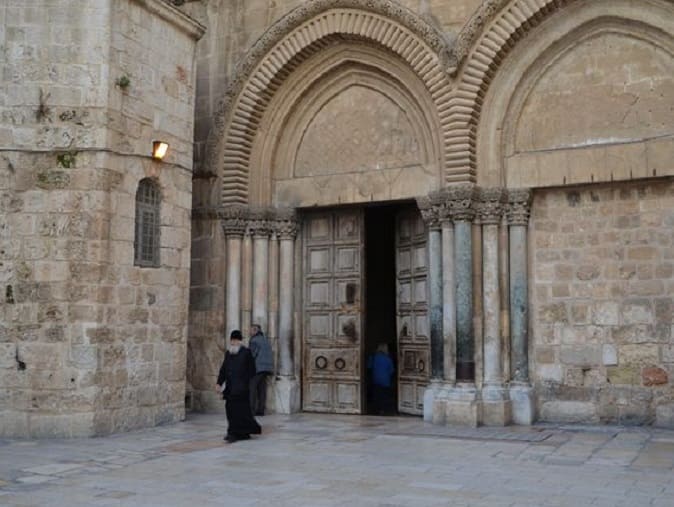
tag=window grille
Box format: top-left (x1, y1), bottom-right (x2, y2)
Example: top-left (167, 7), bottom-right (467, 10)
top-left (134, 179), bottom-right (161, 267)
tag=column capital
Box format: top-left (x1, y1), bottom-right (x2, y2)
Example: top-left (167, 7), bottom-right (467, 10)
top-left (219, 205), bottom-right (249, 237)
top-left (446, 183), bottom-right (478, 222)
top-left (506, 188), bottom-right (533, 226)
top-left (416, 195), bottom-right (442, 230)
top-left (248, 207), bottom-right (273, 238)
top-left (272, 208), bottom-right (298, 239)
top-left (477, 187), bottom-right (506, 225)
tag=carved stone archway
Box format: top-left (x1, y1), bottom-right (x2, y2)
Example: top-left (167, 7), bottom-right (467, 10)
top-left (204, 0), bottom-right (456, 206)
top-left (445, 0), bottom-right (580, 184)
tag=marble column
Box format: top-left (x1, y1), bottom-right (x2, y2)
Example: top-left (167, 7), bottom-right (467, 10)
top-left (449, 184), bottom-right (477, 383)
top-left (268, 231), bottom-right (279, 372)
top-left (250, 210), bottom-right (270, 333)
top-left (441, 215), bottom-right (456, 386)
top-left (478, 188), bottom-right (510, 426)
top-left (444, 184), bottom-right (480, 427)
top-left (221, 206), bottom-right (248, 336)
top-left (507, 188), bottom-right (534, 425)
top-left (240, 230), bottom-right (253, 332)
top-left (274, 209), bottom-right (300, 414)
top-left (417, 195), bottom-right (444, 422)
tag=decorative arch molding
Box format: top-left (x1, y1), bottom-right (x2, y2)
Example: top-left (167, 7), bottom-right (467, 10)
top-left (205, 0), bottom-right (456, 206)
top-left (445, 0), bottom-right (583, 184)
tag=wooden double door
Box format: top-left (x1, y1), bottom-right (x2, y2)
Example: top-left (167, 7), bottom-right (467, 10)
top-left (301, 207), bottom-right (430, 415)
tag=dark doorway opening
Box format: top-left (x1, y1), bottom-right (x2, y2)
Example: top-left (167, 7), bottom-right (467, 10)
top-left (364, 204), bottom-right (399, 415)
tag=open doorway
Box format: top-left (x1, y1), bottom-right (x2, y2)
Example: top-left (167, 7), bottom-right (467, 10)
top-left (364, 204), bottom-right (399, 415)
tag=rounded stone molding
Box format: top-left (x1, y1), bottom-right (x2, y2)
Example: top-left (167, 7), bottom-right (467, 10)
top-left (506, 188), bottom-right (533, 225)
top-left (204, 0), bottom-right (456, 206)
top-left (445, 0), bottom-right (580, 184)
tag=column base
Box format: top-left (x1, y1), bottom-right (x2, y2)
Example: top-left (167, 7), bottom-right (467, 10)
top-left (444, 383), bottom-right (481, 427)
top-left (272, 376), bottom-right (300, 414)
top-left (424, 383), bottom-right (449, 425)
top-left (509, 383), bottom-right (535, 425)
top-left (481, 385), bottom-right (511, 426)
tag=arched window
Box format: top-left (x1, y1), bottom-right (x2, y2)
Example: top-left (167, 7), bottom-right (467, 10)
top-left (134, 178), bottom-right (161, 267)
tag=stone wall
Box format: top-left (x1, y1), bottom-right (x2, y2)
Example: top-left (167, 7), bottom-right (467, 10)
top-left (0, 0), bottom-right (203, 437)
top-left (531, 179), bottom-right (674, 424)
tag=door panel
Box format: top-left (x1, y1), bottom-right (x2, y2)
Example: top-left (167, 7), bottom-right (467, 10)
top-left (396, 209), bottom-right (430, 415)
top-left (303, 209), bottom-right (363, 414)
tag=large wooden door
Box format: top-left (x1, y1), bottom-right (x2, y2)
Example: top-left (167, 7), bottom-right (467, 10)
top-left (396, 210), bottom-right (430, 415)
top-left (302, 209), bottom-right (363, 414)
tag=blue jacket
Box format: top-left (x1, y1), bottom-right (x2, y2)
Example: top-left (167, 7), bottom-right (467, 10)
top-left (249, 332), bottom-right (274, 373)
top-left (371, 352), bottom-right (394, 388)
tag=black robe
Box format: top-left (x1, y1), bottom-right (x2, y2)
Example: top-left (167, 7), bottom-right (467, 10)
top-left (217, 346), bottom-right (261, 439)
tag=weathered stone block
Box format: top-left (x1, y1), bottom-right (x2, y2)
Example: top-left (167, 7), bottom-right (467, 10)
top-left (560, 345), bottom-right (601, 366)
top-left (602, 344), bottom-right (618, 366)
top-left (642, 366), bottom-right (668, 386)
top-left (540, 401), bottom-right (598, 423)
top-left (607, 366), bottom-right (639, 385)
top-left (655, 404), bottom-right (674, 429)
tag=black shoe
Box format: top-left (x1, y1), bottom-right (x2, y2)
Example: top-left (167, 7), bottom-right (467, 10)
top-left (251, 427), bottom-right (262, 435)
top-left (224, 435), bottom-right (237, 443)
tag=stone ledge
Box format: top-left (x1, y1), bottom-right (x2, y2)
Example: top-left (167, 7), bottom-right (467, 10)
top-left (133, 0), bottom-right (206, 40)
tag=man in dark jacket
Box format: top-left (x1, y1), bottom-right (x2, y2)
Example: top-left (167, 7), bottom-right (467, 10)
top-left (216, 330), bottom-right (261, 443)
top-left (249, 324), bottom-right (273, 416)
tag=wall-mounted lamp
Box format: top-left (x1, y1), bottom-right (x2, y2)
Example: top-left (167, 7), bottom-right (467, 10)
top-left (152, 141), bottom-right (169, 160)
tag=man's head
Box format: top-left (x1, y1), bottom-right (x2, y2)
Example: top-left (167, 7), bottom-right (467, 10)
top-left (229, 330), bottom-right (243, 354)
top-left (249, 324), bottom-right (262, 337)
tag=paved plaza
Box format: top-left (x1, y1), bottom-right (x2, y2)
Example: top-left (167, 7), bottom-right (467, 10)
top-left (0, 413), bottom-right (673, 507)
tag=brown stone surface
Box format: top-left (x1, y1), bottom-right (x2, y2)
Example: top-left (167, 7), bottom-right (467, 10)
top-left (642, 367), bottom-right (668, 386)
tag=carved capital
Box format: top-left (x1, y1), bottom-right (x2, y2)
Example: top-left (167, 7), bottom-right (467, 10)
top-left (476, 187), bottom-right (505, 225)
top-left (446, 183), bottom-right (478, 222)
top-left (272, 208), bottom-right (299, 240)
top-left (247, 207), bottom-right (273, 238)
top-left (506, 188), bottom-right (533, 226)
top-left (219, 205), bottom-right (249, 237)
top-left (416, 195), bottom-right (442, 230)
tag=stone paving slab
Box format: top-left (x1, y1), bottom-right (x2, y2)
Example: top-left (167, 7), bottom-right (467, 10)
top-left (0, 413), bottom-right (672, 506)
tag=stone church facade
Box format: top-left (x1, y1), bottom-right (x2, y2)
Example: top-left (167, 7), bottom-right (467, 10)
top-left (1, 0), bottom-right (673, 436)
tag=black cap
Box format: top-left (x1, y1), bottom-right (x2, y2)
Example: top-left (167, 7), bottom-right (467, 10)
top-left (230, 330), bottom-right (242, 340)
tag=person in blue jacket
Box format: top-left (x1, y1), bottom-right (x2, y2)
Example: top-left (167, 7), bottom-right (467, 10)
top-left (369, 343), bottom-right (395, 415)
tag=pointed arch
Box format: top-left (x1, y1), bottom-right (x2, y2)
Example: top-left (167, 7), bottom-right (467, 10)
top-left (445, 0), bottom-right (583, 184)
top-left (204, 0), bottom-right (456, 206)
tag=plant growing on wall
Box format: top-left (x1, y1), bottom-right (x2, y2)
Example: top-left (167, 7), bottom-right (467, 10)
top-left (56, 151), bottom-right (78, 168)
top-left (115, 75), bottom-right (131, 90)
top-left (35, 88), bottom-right (51, 121)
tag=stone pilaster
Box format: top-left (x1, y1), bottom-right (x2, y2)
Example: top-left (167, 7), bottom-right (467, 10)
top-left (506, 188), bottom-right (534, 425)
top-left (477, 188), bottom-right (510, 426)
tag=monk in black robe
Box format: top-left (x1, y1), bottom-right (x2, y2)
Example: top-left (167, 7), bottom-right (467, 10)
top-left (217, 330), bottom-right (261, 443)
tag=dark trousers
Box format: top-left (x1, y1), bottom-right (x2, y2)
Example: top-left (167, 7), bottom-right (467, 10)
top-left (250, 372), bottom-right (269, 416)
top-left (372, 385), bottom-right (394, 415)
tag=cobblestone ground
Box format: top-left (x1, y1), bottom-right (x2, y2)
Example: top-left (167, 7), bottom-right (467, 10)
top-left (0, 413), bottom-right (673, 506)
